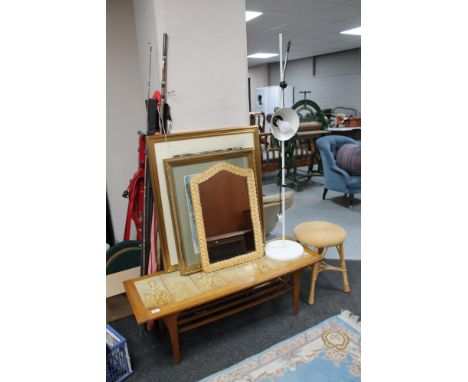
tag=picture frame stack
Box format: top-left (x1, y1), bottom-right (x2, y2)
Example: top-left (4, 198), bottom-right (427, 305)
top-left (147, 127), bottom-right (263, 275)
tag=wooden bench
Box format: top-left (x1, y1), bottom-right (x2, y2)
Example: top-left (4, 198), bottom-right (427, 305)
top-left (124, 246), bottom-right (322, 364)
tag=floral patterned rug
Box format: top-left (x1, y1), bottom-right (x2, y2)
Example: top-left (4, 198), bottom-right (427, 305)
top-left (199, 311), bottom-right (361, 382)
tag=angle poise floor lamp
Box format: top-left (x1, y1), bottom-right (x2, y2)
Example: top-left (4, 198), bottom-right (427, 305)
top-left (264, 33), bottom-right (304, 262)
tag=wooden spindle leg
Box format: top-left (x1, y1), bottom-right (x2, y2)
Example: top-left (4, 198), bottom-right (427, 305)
top-left (164, 314), bottom-right (181, 364)
top-left (338, 243), bottom-right (350, 293)
top-left (309, 247), bottom-right (325, 304)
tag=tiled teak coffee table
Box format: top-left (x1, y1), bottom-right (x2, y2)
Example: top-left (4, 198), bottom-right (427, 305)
top-left (124, 246), bottom-right (322, 364)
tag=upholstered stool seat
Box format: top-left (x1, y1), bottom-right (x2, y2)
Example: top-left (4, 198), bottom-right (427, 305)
top-left (294, 221), bottom-right (350, 304)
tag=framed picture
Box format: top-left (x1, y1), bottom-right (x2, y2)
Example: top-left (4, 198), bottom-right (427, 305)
top-left (147, 127), bottom-right (263, 272)
top-left (164, 149), bottom-right (259, 275)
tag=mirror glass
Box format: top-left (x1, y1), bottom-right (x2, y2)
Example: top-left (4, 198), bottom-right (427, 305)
top-left (198, 171), bottom-right (255, 264)
top-left (190, 162), bottom-right (263, 272)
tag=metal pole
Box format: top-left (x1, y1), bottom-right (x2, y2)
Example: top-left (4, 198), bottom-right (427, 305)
top-left (279, 33), bottom-right (283, 108)
top-left (279, 32), bottom-right (285, 245)
top-left (281, 140), bottom-right (286, 244)
top-left (147, 44), bottom-right (152, 109)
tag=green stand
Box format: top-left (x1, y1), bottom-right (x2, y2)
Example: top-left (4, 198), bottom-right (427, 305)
top-left (271, 136), bottom-right (324, 191)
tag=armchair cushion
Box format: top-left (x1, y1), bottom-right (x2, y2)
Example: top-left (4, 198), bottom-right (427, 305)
top-left (263, 191), bottom-right (294, 205)
top-left (316, 135), bottom-right (361, 196)
top-left (336, 143), bottom-right (361, 176)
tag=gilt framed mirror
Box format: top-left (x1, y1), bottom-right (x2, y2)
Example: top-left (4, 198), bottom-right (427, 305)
top-left (190, 162), bottom-right (264, 273)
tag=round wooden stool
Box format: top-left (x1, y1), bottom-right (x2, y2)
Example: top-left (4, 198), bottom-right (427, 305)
top-left (294, 221), bottom-right (350, 304)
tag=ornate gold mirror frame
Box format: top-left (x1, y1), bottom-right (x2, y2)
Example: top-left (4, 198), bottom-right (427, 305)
top-left (190, 162), bottom-right (264, 273)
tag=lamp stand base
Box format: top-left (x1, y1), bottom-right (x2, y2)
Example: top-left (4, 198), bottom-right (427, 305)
top-left (264, 239), bottom-right (304, 261)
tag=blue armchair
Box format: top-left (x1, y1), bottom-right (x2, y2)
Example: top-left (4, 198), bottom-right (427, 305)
top-left (316, 135), bottom-right (361, 207)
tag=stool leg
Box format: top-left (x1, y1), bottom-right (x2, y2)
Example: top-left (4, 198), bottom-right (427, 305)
top-left (338, 243), bottom-right (350, 293)
top-left (308, 247), bottom-right (324, 305)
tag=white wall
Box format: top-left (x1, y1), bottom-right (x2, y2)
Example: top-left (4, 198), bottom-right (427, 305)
top-left (149, 0), bottom-right (250, 132)
top-left (268, 48), bottom-right (361, 112)
top-left (248, 64), bottom-right (269, 110)
top-left (133, 0), bottom-right (160, 99)
top-left (107, 0), bottom-right (147, 241)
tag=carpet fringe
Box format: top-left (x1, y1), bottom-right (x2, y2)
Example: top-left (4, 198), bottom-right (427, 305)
top-left (339, 310), bottom-right (361, 331)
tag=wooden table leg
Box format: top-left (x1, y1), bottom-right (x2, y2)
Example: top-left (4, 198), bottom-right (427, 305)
top-left (292, 270), bottom-right (301, 315)
top-left (164, 314), bottom-right (181, 364)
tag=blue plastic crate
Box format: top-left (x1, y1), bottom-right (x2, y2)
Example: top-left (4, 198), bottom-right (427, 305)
top-left (106, 324), bottom-right (133, 382)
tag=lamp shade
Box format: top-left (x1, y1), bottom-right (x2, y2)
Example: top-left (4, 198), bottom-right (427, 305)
top-left (270, 108), bottom-right (299, 141)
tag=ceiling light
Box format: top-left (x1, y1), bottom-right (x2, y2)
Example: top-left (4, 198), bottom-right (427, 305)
top-left (247, 53), bottom-right (279, 59)
top-left (340, 27), bottom-right (361, 36)
top-left (245, 11), bottom-right (263, 22)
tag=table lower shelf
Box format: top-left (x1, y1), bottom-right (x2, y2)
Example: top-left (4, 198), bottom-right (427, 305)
top-left (161, 270), bottom-right (302, 364)
top-left (178, 277), bottom-right (291, 333)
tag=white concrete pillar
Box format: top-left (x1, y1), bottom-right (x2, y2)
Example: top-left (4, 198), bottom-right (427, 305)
top-left (135, 0), bottom-right (250, 131)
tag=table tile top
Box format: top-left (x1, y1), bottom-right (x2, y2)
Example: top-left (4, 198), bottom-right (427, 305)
top-left (125, 249), bottom-right (321, 323)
